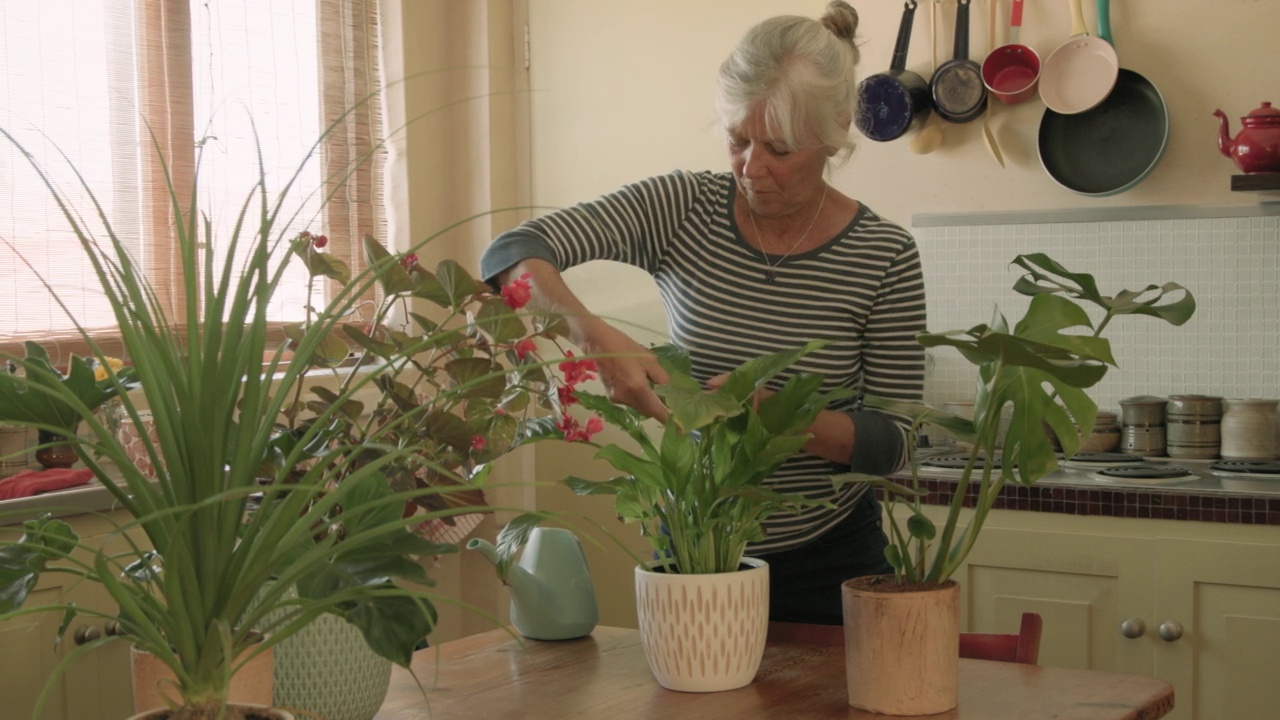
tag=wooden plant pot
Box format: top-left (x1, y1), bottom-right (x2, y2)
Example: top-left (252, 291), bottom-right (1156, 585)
top-left (841, 575), bottom-right (960, 715)
top-left (634, 557), bottom-right (769, 692)
top-left (126, 704), bottom-right (293, 720)
top-left (131, 643), bottom-right (274, 715)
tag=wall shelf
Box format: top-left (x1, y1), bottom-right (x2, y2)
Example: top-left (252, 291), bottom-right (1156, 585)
top-left (1231, 173), bottom-right (1280, 192)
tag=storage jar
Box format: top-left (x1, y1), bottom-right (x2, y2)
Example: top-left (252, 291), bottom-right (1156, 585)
top-left (1119, 395), bottom-right (1167, 457)
top-left (1165, 395), bottom-right (1223, 460)
top-left (1220, 398), bottom-right (1279, 461)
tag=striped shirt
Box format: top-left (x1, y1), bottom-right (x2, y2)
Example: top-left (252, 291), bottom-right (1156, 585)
top-left (481, 170), bottom-right (926, 553)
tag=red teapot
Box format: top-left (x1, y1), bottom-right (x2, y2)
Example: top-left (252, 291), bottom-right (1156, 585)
top-left (1214, 102), bottom-right (1280, 174)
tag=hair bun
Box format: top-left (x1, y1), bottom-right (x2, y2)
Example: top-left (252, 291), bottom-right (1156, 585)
top-left (820, 1), bottom-right (860, 44)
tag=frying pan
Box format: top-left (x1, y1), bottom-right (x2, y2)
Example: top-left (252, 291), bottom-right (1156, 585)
top-left (930, 0), bottom-right (986, 123)
top-left (1038, 0), bottom-right (1118, 114)
top-left (981, 0), bottom-right (1041, 105)
top-left (1038, 0), bottom-right (1168, 196)
top-left (857, 1), bottom-right (932, 142)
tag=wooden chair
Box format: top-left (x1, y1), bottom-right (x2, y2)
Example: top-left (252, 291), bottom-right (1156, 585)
top-left (958, 612), bottom-right (1043, 664)
top-left (767, 611), bottom-right (1043, 665)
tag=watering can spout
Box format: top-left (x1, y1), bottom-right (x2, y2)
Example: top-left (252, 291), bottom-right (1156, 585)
top-left (466, 529), bottom-right (598, 641)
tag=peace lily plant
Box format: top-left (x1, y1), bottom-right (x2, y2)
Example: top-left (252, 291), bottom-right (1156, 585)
top-left (0, 119), bottom-right (566, 720)
top-left (505, 340), bottom-right (852, 576)
top-left (847, 254), bottom-right (1196, 585)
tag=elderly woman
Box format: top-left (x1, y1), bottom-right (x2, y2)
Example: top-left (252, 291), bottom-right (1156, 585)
top-left (480, 1), bottom-right (926, 625)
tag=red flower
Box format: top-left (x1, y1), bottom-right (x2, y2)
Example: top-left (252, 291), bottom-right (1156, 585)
top-left (557, 412), bottom-right (604, 443)
top-left (558, 352), bottom-right (598, 385)
top-left (501, 272), bottom-right (533, 309)
top-left (513, 338), bottom-right (537, 360)
top-left (470, 435), bottom-right (487, 452)
top-left (557, 384), bottom-right (579, 407)
top-left (313, 234), bottom-right (329, 249)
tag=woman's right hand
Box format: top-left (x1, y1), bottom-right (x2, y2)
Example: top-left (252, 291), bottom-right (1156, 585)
top-left (572, 316), bottom-right (670, 422)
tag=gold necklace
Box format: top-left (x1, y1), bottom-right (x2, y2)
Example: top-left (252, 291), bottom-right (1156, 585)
top-left (745, 187), bottom-right (826, 284)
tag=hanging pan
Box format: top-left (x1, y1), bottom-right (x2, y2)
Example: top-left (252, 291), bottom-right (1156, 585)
top-left (930, 0), bottom-right (986, 123)
top-left (1038, 0), bottom-right (1118, 114)
top-left (1038, 0), bottom-right (1168, 196)
top-left (856, 1), bottom-right (932, 142)
top-left (981, 0), bottom-right (1041, 105)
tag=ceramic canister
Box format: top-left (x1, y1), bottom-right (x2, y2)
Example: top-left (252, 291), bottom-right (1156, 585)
top-left (1119, 395), bottom-right (1167, 457)
top-left (0, 424), bottom-right (29, 476)
top-left (1165, 395), bottom-right (1223, 460)
top-left (1220, 398), bottom-right (1280, 461)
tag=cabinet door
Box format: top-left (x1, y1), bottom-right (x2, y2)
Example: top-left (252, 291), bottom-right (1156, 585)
top-left (1154, 537), bottom-right (1280, 720)
top-left (0, 510), bottom-right (142, 720)
top-left (953, 525), bottom-right (1155, 675)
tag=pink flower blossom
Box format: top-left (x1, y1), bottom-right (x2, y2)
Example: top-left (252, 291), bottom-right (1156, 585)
top-left (557, 384), bottom-right (579, 407)
top-left (313, 234), bottom-right (329, 249)
top-left (558, 352), bottom-right (598, 385)
top-left (513, 338), bottom-right (537, 360)
top-left (557, 412), bottom-right (604, 443)
top-left (501, 272), bottom-right (533, 309)
top-left (470, 435), bottom-right (487, 452)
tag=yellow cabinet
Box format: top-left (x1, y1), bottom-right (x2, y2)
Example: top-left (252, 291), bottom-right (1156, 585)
top-left (911, 504), bottom-right (1280, 720)
top-left (1, 509), bottom-right (143, 720)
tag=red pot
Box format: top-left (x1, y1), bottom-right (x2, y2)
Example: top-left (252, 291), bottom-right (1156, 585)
top-left (1214, 102), bottom-right (1280, 174)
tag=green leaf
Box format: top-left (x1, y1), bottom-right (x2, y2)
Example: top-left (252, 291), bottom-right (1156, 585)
top-left (0, 517), bottom-right (78, 612)
top-left (444, 358), bottom-right (506, 399)
top-left (492, 513), bottom-right (552, 581)
top-left (363, 235), bottom-right (416, 295)
top-left (290, 238), bottom-right (351, 283)
top-left (434, 260), bottom-right (487, 306)
top-left (344, 593), bottom-right (436, 667)
top-left (475, 297), bottom-right (528, 344)
top-left (906, 512), bottom-right (936, 541)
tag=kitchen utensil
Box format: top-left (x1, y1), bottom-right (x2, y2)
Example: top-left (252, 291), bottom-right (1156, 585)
top-left (981, 0), bottom-right (1041, 104)
top-left (1038, 0), bottom-right (1168, 195)
top-left (857, 1), bottom-right (932, 142)
top-left (909, 0), bottom-right (944, 154)
top-left (1214, 102), bottom-right (1280, 174)
top-left (980, 0), bottom-right (1005, 167)
top-left (1038, 0), bottom-right (1117, 114)
top-left (929, 0), bottom-right (986, 123)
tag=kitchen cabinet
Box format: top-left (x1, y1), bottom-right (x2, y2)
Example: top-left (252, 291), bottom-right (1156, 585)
top-left (912, 505), bottom-right (1280, 720)
top-left (0, 508), bottom-right (144, 720)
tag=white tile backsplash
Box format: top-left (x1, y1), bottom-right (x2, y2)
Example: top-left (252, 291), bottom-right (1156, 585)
top-left (912, 212), bottom-right (1280, 413)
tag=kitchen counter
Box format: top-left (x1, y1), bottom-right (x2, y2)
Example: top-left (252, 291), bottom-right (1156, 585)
top-left (892, 451), bottom-right (1280, 526)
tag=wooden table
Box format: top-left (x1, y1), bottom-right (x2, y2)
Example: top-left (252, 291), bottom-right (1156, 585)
top-left (375, 626), bottom-right (1174, 720)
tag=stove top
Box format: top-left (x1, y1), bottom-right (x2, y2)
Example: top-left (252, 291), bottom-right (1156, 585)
top-left (1090, 463), bottom-right (1197, 485)
top-left (1209, 460), bottom-right (1280, 479)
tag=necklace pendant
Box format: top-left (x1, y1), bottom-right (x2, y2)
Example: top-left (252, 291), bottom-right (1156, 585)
top-left (764, 269), bottom-right (778, 284)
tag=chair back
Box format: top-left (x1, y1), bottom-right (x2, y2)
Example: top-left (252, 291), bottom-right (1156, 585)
top-left (958, 612), bottom-right (1043, 664)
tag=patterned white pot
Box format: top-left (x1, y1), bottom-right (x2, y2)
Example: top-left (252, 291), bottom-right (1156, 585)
top-left (272, 611), bottom-right (393, 720)
top-left (634, 557), bottom-right (769, 692)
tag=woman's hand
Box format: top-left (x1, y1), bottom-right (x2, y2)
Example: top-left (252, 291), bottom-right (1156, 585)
top-left (575, 317), bottom-right (670, 422)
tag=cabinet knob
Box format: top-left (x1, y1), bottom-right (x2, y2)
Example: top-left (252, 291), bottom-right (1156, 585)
top-left (73, 624), bottom-right (101, 645)
top-left (1158, 620), bottom-right (1184, 642)
top-left (1120, 617), bottom-right (1146, 639)
top-left (104, 620), bottom-right (125, 637)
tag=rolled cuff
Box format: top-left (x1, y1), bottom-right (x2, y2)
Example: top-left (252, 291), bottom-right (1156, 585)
top-left (846, 409), bottom-right (907, 476)
top-left (479, 232), bottom-right (561, 290)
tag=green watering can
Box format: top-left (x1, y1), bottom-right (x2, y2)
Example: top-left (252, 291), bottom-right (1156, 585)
top-left (467, 527), bottom-right (598, 640)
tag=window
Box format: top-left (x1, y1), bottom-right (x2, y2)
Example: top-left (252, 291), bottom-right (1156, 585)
top-left (0, 0), bottom-right (384, 362)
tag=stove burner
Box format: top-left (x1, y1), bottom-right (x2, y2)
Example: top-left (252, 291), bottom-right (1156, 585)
top-left (1210, 460), bottom-right (1280, 476)
top-left (921, 453), bottom-right (1005, 470)
top-left (1068, 452), bottom-right (1144, 464)
top-left (1096, 463), bottom-right (1193, 480)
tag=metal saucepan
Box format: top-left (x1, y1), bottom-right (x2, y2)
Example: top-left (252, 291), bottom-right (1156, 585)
top-left (930, 0), bottom-right (986, 123)
top-left (981, 0), bottom-right (1041, 105)
top-left (1038, 0), bottom-right (1118, 114)
top-left (857, 1), bottom-right (932, 142)
top-left (1038, 0), bottom-right (1168, 196)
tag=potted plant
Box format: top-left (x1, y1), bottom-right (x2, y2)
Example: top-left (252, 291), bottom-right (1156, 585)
top-left (508, 339), bottom-right (852, 692)
top-left (836, 253), bottom-right (1196, 715)
top-left (0, 121), bottom-right (565, 720)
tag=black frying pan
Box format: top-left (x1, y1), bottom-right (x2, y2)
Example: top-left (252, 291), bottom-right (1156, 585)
top-left (857, 1), bottom-right (932, 142)
top-left (1038, 0), bottom-right (1168, 196)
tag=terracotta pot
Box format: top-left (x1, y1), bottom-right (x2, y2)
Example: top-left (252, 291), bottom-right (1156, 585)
top-left (131, 643), bottom-right (274, 715)
top-left (634, 557), bottom-right (769, 692)
top-left (842, 575), bottom-right (960, 715)
top-left (35, 427), bottom-right (79, 469)
top-left (126, 705), bottom-right (293, 720)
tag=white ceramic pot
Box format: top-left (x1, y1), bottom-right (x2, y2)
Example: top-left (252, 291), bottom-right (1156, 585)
top-left (1220, 398), bottom-right (1280, 461)
top-left (272, 610), bottom-right (393, 720)
top-left (842, 576), bottom-right (960, 715)
top-left (634, 557), bottom-right (769, 692)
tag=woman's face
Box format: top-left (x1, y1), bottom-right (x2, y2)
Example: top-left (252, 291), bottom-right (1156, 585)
top-left (728, 104), bottom-right (829, 219)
